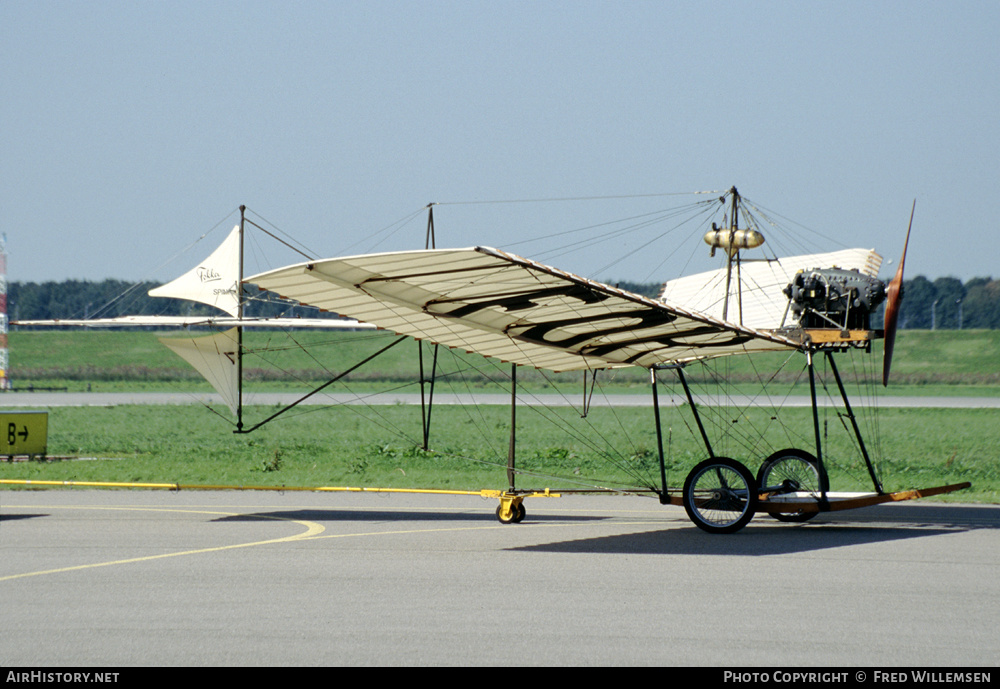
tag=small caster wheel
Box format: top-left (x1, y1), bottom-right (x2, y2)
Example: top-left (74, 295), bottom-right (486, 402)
top-left (496, 500), bottom-right (526, 524)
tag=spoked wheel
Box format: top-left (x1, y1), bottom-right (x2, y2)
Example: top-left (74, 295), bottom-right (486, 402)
top-left (757, 448), bottom-right (828, 523)
top-left (682, 457), bottom-right (758, 534)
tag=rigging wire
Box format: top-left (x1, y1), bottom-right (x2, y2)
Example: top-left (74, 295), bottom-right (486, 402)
top-left (86, 208), bottom-right (240, 320)
top-left (63, 192), bottom-right (891, 497)
top-left (463, 355), bottom-right (662, 491)
top-left (245, 337), bottom-right (655, 492)
top-left (241, 319), bottom-right (668, 493)
top-left (602, 200), bottom-right (724, 283)
top-left (434, 190), bottom-right (724, 206)
top-left (555, 201), bottom-right (720, 279)
top-left (512, 200), bottom-right (716, 263)
top-left (336, 205), bottom-right (429, 256)
top-left (244, 210), bottom-right (321, 261)
top-left (740, 196), bottom-right (854, 259)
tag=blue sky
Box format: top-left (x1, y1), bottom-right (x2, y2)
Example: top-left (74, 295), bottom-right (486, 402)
top-left (3, 1), bottom-right (998, 285)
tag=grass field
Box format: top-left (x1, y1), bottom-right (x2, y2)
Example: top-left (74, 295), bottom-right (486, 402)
top-left (10, 328), bottom-right (1000, 391)
top-left (3, 403), bottom-right (997, 502)
top-left (3, 329), bottom-right (999, 504)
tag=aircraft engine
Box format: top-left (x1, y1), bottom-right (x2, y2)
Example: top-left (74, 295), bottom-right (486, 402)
top-left (784, 268), bottom-right (887, 330)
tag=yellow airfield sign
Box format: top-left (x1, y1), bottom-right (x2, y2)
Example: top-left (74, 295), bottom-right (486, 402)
top-left (1, 411), bottom-right (48, 457)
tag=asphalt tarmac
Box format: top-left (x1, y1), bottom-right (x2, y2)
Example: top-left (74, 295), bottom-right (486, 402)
top-left (2, 490), bottom-right (997, 666)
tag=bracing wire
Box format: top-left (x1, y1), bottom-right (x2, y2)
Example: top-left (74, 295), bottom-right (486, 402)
top-left (338, 206), bottom-right (429, 256)
top-left (87, 208), bottom-right (240, 320)
top-left (431, 349), bottom-right (662, 492)
top-left (100, 192), bottom-right (888, 497)
top-left (435, 190), bottom-right (724, 207)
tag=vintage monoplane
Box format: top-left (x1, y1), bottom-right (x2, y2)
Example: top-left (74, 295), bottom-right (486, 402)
top-left (16, 188), bottom-right (970, 532)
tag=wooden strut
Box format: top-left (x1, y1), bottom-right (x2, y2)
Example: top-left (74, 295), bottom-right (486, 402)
top-left (722, 186), bottom-right (742, 323)
top-left (419, 203), bottom-right (440, 451)
top-left (233, 205), bottom-right (323, 433)
top-left (806, 350), bottom-right (832, 509)
top-left (418, 342), bottom-right (439, 451)
top-left (507, 363), bottom-right (517, 492)
top-left (650, 368), bottom-right (670, 504)
top-left (236, 205), bottom-right (246, 433)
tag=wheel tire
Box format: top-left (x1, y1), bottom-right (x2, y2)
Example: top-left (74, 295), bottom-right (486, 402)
top-left (682, 457), bottom-right (758, 534)
top-left (496, 502), bottom-right (524, 524)
top-left (757, 448), bottom-right (828, 523)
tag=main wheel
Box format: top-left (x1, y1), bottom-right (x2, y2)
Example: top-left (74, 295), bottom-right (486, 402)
top-left (757, 448), bottom-right (827, 523)
top-left (682, 457), bottom-right (758, 534)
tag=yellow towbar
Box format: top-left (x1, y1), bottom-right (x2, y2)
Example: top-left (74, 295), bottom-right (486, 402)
top-left (0, 479), bottom-right (560, 523)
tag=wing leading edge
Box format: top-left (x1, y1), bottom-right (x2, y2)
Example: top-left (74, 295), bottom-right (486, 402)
top-left (12, 315), bottom-right (375, 329)
top-left (248, 247), bottom-right (800, 373)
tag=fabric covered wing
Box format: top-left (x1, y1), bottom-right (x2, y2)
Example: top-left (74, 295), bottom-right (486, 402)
top-left (248, 247), bottom-right (798, 373)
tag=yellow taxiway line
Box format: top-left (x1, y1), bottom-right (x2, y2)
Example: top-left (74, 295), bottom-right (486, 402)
top-left (0, 505), bottom-right (325, 582)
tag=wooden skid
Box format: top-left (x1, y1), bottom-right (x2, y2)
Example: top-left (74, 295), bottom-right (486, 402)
top-left (755, 482), bottom-right (972, 514)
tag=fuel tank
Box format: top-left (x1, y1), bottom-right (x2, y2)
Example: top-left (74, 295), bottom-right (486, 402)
top-left (703, 227), bottom-right (765, 257)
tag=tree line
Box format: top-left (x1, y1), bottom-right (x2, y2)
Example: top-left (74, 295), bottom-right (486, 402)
top-left (892, 276), bottom-right (999, 330)
top-left (7, 275), bottom-right (1000, 329)
top-left (7, 279), bottom-right (328, 322)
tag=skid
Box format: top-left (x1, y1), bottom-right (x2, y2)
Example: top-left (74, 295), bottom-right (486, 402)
top-left (756, 482), bottom-right (971, 515)
top-left (642, 482), bottom-right (970, 516)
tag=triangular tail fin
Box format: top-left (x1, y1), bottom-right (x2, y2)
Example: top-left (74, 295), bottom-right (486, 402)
top-left (148, 225), bottom-right (242, 317)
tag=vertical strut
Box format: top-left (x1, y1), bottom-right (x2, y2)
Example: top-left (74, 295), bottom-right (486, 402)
top-left (507, 363), bottom-right (517, 492)
top-left (651, 368), bottom-right (669, 503)
top-left (806, 350), bottom-right (831, 507)
top-left (722, 186), bottom-right (739, 322)
top-left (418, 204), bottom-right (439, 450)
top-left (425, 203), bottom-right (437, 249)
top-left (825, 351), bottom-right (884, 494)
top-left (418, 343), bottom-right (439, 451)
top-left (236, 205), bottom-right (246, 433)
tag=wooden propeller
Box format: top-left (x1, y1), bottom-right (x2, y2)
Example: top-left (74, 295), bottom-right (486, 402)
top-left (882, 200), bottom-right (915, 386)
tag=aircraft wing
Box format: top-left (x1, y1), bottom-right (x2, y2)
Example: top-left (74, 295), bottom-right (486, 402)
top-left (248, 246), bottom-right (801, 373)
